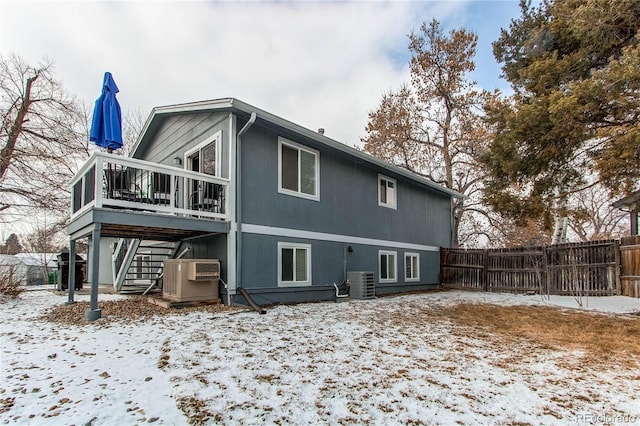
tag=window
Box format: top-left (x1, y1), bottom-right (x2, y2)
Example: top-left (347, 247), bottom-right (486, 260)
top-left (278, 242), bottom-right (311, 287)
top-left (379, 250), bottom-right (397, 283)
top-left (378, 175), bottom-right (396, 209)
top-left (405, 253), bottom-right (420, 282)
top-left (184, 131), bottom-right (222, 210)
top-left (279, 138), bottom-right (319, 201)
top-left (135, 255), bottom-right (151, 280)
top-left (185, 131), bottom-right (221, 177)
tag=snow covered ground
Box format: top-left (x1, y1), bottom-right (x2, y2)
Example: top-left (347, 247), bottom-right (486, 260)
top-left (1, 289), bottom-right (639, 425)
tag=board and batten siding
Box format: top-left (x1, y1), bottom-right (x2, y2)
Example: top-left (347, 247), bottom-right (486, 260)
top-left (239, 233), bottom-right (441, 304)
top-left (135, 112), bottom-right (231, 179)
top-left (235, 122), bottom-right (449, 301)
top-left (239, 124), bottom-right (452, 247)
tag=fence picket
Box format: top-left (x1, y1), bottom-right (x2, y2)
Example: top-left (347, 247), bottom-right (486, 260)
top-left (441, 240), bottom-right (622, 296)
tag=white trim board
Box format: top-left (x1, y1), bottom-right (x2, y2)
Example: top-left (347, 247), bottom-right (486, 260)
top-left (242, 224), bottom-right (440, 252)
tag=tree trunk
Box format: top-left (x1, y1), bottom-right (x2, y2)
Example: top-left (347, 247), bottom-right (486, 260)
top-left (1, 71), bottom-right (39, 179)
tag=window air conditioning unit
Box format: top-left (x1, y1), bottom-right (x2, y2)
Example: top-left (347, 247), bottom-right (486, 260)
top-left (347, 271), bottom-right (375, 300)
top-left (188, 260), bottom-right (220, 281)
top-left (163, 259), bottom-right (220, 303)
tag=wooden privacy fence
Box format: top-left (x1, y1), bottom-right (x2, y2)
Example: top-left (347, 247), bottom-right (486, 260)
top-left (620, 235), bottom-right (640, 298)
top-left (441, 240), bottom-right (621, 296)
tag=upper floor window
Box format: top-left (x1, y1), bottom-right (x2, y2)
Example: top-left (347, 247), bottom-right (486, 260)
top-left (185, 131), bottom-right (222, 177)
top-left (378, 175), bottom-right (396, 209)
top-left (278, 138), bottom-right (319, 201)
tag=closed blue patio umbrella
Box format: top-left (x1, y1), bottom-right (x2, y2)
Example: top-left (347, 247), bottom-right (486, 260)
top-left (89, 71), bottom-right (123, 151)
top-left (82, 71), bottom-right (123, 321)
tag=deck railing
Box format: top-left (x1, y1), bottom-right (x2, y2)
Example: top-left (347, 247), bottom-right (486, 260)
top-left (70, 152), bottom-right (229, 221)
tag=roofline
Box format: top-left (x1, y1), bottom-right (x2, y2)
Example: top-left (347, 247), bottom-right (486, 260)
top-left (612, 190), bottom-right (640, 209)
top-left (133, 98), bottom-right (464, 199)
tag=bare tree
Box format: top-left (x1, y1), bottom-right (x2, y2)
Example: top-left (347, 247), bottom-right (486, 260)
top-left (566, 183), bottom-right (627, 241)
top-left (362, 20), bottom-right (497, 247)
top-left (23, 223), bottom-right (66, 254)
top-left (0, 53), bottom-right (90, 228)
top-left (117, 107), bottom-right (147, 156)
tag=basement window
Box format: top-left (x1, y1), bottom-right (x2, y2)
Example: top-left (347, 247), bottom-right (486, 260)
top-left (278, 242), bottom-right (312, 287)
top-left (379, 250), bottom-right (397, 283)
top-left (405, 253), bottom-right (420, 282)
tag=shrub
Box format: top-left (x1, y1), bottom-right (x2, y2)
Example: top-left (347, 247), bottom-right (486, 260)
top-left (0, 266), bottom-right (24, 299)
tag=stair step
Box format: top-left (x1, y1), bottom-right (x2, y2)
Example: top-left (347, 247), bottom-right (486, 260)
top-left (113, 238), bottom-right (182, 294)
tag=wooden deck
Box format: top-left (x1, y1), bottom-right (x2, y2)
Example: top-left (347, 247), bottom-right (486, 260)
top-left (70, 152), bottom-right (230, 224)
top-left (68, 207), bottom-right (229, 241)
top-left (68, 152), bottom-right (231, 241)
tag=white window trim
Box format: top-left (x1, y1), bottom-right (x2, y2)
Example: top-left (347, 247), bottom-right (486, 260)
top-left (278, 137), bottom-right (320, 202)
top-left (278, 242), bottom-right (312, 287)
top-left (404, 252), bottom-right (420, 282)
top-left (378, 174), bottom-right (397, 210)
top-left (184, 130), bottom-right (223, 177)
top-left (379, 250), bottom-right (397, 283)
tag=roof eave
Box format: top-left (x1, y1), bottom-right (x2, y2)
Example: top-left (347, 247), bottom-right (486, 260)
top-left (612, 190), bottom-right (640, 209)
top-left (132, 97), bottom-right (464, 199)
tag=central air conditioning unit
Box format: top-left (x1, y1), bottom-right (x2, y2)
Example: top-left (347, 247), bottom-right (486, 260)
top-left (347, 271), bottom-right (375, 300)
top-left (162, 259), bottom-right (220, 302)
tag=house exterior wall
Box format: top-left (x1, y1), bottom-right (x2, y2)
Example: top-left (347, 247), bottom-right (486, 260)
top-left (240, 125), bottom-right (452, 245)
top-left (135, 112), bottom-right (231, 179)
top-left (179, 233), bottom-right (229, 298)
top-left (133, 109), bottom-right (454, 304)
top-left (236, 121), bottom-right (452, 303)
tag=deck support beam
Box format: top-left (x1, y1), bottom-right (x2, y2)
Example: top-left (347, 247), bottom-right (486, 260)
top-left (85, 223), bottom-right (102, 322)
top-left (66, 239), bottom-right (77, 305)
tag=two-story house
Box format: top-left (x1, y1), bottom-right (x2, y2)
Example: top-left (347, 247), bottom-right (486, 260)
top-left (68, 98), bottom-right (462, 319)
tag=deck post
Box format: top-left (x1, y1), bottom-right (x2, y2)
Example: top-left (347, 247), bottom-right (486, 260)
top-left (66, 239), bottom-right (76, 305)
top-left (85, 224), bottom-right (102, 321)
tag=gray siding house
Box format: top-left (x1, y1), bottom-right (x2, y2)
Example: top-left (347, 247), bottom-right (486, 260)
top-left (68, 98), bottom-right (462, 310)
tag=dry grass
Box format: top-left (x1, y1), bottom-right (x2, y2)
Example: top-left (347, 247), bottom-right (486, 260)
top-left (37, 293), bottom-right (640, 369)
top-left (441, 303), bottom-right (640, 366)
top-left (38, 296), bottom-right (238, 326)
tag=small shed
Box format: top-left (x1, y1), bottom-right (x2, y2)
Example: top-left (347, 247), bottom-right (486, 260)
top-left (613, 190), bottom-right (640, 236)
top-left (0, 255), bottom-right (51, 286)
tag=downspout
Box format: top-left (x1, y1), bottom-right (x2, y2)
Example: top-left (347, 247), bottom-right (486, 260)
top-left (235, 112), bottom-right (257, 303)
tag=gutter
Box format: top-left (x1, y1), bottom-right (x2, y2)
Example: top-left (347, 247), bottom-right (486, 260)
top-left (235, 112), bottom-right (257, 299)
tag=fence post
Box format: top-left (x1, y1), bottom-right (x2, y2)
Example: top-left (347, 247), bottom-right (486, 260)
top-left (542, 245), bottom-right (549, 298)
top-left (482, 249), bottom-right (489, 292)
top-left (614, 239), bottom-right (621, 295)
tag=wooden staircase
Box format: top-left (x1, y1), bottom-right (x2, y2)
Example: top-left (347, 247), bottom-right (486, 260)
top-left (112, 238), bottom-right (188, 294)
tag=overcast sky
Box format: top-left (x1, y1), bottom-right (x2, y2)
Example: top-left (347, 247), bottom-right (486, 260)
top-left (1, 0), bottom-right (523, 148)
